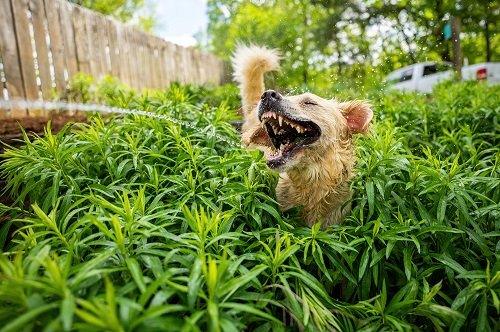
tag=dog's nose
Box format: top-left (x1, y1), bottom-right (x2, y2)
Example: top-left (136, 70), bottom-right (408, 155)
top-left (261, 90), bottom-right (282, 102)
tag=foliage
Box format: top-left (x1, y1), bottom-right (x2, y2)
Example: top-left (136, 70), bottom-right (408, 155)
top-left (64, 73), bottom-right (241, 111)
top-left (68, 0), bottom-right (155, 32)
top-left (0, 81), bottom-right (499, 331)
top-left (207, 0), bottom-right (500, 88)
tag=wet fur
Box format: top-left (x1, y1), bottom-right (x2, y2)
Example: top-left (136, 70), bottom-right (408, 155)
top-left (232, 45), bottom-right (372, 226)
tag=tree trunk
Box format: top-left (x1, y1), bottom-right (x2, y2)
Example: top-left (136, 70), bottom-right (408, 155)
top-left (484, 18), bottom-right (491, 62)
top-left (396, 16), bottom-right (417, 63)
top-left (451, 16), bottom-right (462, 80)
top-left (301, 1), bottom-right (308, 86)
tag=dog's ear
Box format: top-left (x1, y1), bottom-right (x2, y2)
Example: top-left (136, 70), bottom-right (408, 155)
top-left (339, 100), bottom-right (373, 134)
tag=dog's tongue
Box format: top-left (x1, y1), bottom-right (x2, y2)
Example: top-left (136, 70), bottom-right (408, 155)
top-left (249, 126), bottom-right (273, 148)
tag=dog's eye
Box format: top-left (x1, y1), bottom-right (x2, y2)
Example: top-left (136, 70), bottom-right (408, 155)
top-left (303, 100), bottom-right (318, 106)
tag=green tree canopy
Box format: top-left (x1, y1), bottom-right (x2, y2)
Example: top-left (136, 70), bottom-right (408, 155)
top-left (207, 0), bottom-right (499, 89)
top-left (68, 0), bottom-right (155, 32)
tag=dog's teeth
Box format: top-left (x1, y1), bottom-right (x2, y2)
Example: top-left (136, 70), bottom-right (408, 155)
top-left (278, 116), bottom-right (283, 126)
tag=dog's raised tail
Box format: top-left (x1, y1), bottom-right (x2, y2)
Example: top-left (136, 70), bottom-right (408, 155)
top-left (232, 45), bottom-right (280, 113)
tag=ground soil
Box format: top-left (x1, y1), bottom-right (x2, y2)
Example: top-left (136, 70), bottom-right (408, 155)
top-left (0, 114), bottom-right (87, 142)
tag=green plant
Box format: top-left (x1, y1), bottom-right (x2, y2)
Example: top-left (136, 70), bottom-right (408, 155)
top-left (0, 81), bottom-right (498, 331)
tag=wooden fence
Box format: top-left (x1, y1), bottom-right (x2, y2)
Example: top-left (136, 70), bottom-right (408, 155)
top-left (0, 0), bottom-right (228, 119)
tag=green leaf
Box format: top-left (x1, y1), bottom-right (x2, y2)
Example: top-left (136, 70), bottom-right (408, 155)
top-left (366, 180), bottom-right (375, 217)
top-left (403, 248), bottom-right (412, 281)
top-left (60, 294), bottom-right (75, 331)
top-left (126, 257), bottom-right (147, 293)
top-left (358, 248), bottom-right (370, 281)
top-left (219, 302), bottom-right (281, 324)
top-left (433, 254), bottom-right (467, 275)
top-left (1, 303), bottom-right (59, 332)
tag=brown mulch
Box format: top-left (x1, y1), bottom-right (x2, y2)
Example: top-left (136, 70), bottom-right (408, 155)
top-left (0, 113), bottom-right (87, 140)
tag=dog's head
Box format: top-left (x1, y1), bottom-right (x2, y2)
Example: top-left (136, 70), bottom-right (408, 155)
top-left (249, 90), bottom-right (373, 171)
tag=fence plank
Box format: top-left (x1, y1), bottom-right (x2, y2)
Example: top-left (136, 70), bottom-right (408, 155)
top-left (157, 42), bottom-right (167, 87)
top-left (132, 31), bottom-right (143, 90)
top-left (58, 0), bottom-right (78, 79)
top-left (72, 6), bottom-right (90, 75)
top-left (0, 56), bottom-right (4, 101)
top-left (44, 0), bottom-right (66, 93)
top-left (149, 37), bottom-right (158, 89)
top-left (11, 0), bottom-right (39, 101)
top-left (125, 28), bottom-right (137, 89)
top-left (154, 38), bottom-right (163, 88)
top-left (106, 19), bottom-right (121, 79)
top-left (145, 35), bottom-right (155, 89)
top-left (0, 55), bottom-right (6, 119)
top-left (126, 28), bottom-right (136, 88)
top-left (10, 0), bottom-right (36, 118)
top-left (29, 0), bottom-right (51, 100)
top-left (94, 14), bottom-right (109, 76)
top-left (116, 24), bottom-right (130, 86)
top-left (84, 12), bottom-right (100, 78)
top-left (139, 33), bottom-right (148, 89)
top-left (0, 0), bottom-right (25, 116)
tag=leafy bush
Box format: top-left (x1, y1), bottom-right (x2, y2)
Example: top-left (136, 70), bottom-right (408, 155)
top-left (64, 73), bottom-right (241, 112)
top-left (0, 82), bottom-right (498, 331)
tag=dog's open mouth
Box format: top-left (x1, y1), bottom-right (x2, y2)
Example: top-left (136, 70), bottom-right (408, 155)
top-left (260, 110), bottom-right (321, 168)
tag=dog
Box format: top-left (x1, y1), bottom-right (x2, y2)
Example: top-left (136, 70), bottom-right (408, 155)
top-left (232, 45), bottom-right (373, 227)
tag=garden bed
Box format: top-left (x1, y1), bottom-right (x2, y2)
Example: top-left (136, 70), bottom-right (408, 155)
top-left (0, 82), bottom-right (498, 331)
top-left (0, 113), bottom-right (87, 139)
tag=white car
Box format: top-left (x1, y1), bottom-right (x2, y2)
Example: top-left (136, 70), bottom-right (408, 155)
top-left (386, 62), bottom-right (500, 93)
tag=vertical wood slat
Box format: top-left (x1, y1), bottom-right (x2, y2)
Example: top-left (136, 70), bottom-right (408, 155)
top-left (155, 39), bottom-right (162, 88)
top-left (117, 24), bottom-right (131, 86)
top-left (163, 42), bottom-right (174, 86)
top-left (146, 36), bottom-right (156, 89)
top-left (12, 0), bottom-right (38, 101)
top-left (127, 28), bottom-right (137, 89)
top-left (94, 14), bottom-right (109, 76)
top-left (124, 28), bottom-right (135, 89)
top-left (72, 6), bottom-right (90, 74)
top-left (130, 29), bottom-right (145, 91)
top-left (149, 37), bottom-right (156, 88)
top-left (58, 0), bottom-right (78, 79)
top-left (140, 33), bottom-right (149, 89)
top-left (106, 19), bottom-right (121, 79)
top-left (0, 0), bottom-right (24, 117)
top-left (10, 0), bottom-right (37, 117)
top-left (141, 33), bottom-right (149, 89)
top-left (29, 0), bottom-right (51, 100)
top-left (127, 29), bottom-right (138, 90)
top-left (0, 55), bottom-right (4, 102)
top-left (85, 12), bottom-right (100, 79)
top-left (0, 55), bottom-right (6, 119)
top-left (157, 42), bottom-right (166, 88)
top-left (173, 44), bottom-right (180, 84)
top-left (44, 0), bottom-right (66, 92)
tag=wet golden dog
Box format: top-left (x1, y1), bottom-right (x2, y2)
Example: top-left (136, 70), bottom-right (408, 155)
top-left (232, 45), bottom-right (373, 226)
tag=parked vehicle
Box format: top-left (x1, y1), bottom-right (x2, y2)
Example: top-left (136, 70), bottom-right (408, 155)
top-left (386, 62), bottom-right (500, 93)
